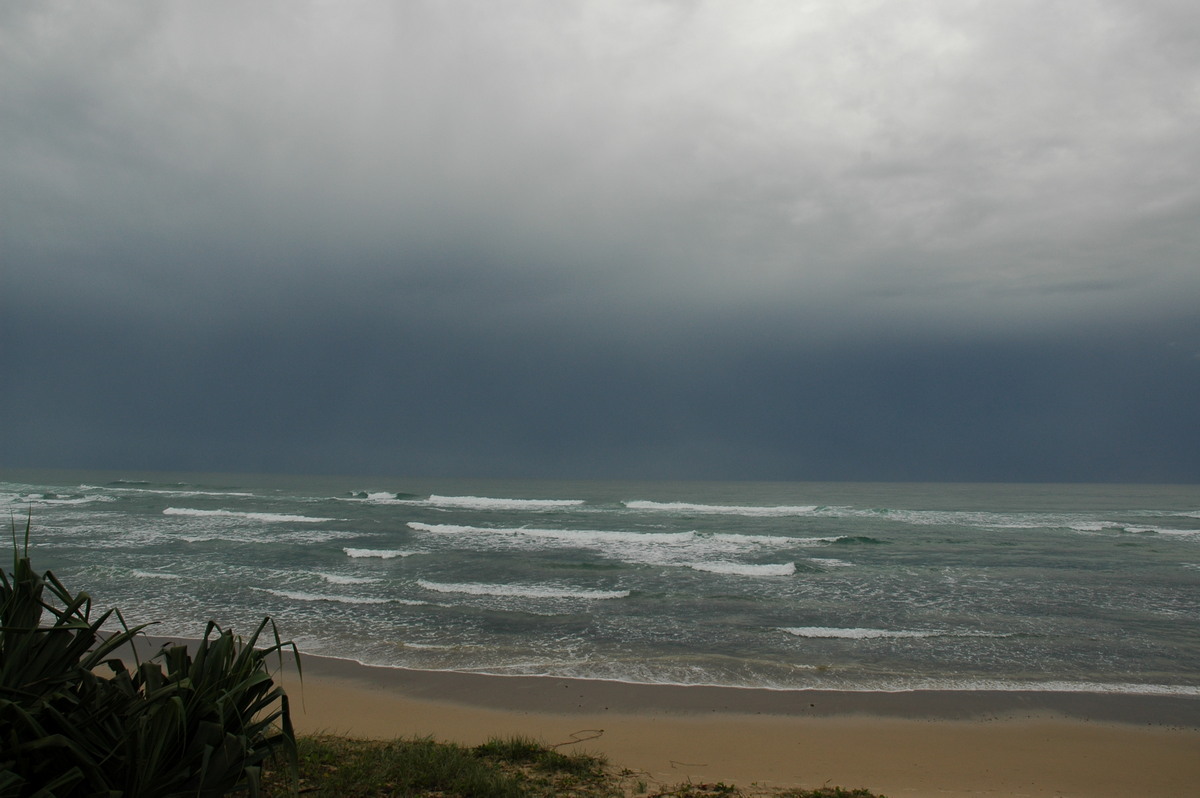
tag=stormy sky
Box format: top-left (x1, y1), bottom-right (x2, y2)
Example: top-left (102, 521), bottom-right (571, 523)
top-left (3, 1), bottom-right (1198, 482)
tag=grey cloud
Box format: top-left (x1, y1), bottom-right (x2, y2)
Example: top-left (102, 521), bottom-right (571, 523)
top-left (3, 1), bottom-right (1199, 480)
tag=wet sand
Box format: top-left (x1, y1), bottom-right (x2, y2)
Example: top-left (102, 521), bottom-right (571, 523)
top-left (261, 650), bottom-right (1200, 797)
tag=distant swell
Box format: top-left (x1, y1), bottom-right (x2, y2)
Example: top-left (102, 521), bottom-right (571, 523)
top-left (417, 580), bottom-right (629, 600)
top-left (625, 500), bottom-right (819, 517)
top-left (164, 507), bottom-right (333, 523)
top-left (408, 521), bottom-right (694, 544)
top-left (14, 493), bottom-right (114, 506)
top-left (425, 495), bottom-right (586, 510)
top-left (104, 486), bottom-right (255, 497)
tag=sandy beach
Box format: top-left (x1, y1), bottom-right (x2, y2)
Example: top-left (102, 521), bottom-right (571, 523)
top-left (261, 650), bottom-right (1200, 798)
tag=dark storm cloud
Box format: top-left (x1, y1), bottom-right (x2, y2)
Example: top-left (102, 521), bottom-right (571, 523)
top-left (3, 1), bottom-right (1199, 480)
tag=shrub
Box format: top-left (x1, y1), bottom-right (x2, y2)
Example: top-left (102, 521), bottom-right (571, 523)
top-left (0, 518), bottom-right (297, 797)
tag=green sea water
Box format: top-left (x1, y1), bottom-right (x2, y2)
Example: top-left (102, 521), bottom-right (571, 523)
top-left (4, 469), bottom-right (1198, 693)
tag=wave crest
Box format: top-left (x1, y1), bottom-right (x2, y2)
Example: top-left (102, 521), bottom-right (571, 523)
top-left (164, 507), bottom-right (334, 523)
top-left (426, 495), bottom-right (585, 511)
top-left (417, 580), bottom-right (629, 600)
top-left (264, 588), bottom-right (423, 606)
top-left (343, 548), bottom-right (418, 559)
top-left (625, 500), bottom-right (819, 517)
top-left (686, 561), bottom-right (796, 576)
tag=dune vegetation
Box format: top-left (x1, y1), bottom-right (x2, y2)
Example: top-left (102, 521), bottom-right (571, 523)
top-left (0, 520), bottom-right (296, 796)
top-left (1, 520), bottom-right (882, 797)
top-left (260, 733), bottom-right (885, 797)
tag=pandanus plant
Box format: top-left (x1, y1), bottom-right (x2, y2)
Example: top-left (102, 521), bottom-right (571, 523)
top-left (1, 516), bottom-right (298, 797)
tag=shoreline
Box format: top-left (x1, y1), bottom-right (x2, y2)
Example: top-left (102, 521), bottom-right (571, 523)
top-left (136, 637), bottom-right (1200, 796)
top-left (284, 648), bottom-right (1200, 727)
top-left (136, 635), bottom-right (1200, 727)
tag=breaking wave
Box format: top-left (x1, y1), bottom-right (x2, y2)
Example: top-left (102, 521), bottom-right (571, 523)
top-left (809, 557), bottom-right (854, 568)
top-left (263, 588), bottom-right (424, 606)
top-left (9, 493), bottom-right (115, 506)
top-left (685, 561), bottom-right (796, 576)
top-left (408, 521), bottom-right (694, 545)
top-left (164, 508), bottom-right (334, 523)
top-left (343, 548), bottom-right (419, 559)
top-left (424, 495), bottom-right (586, 511)
top-left (312, 572), bottom-right (381, 585)
top-left (625, 500), bottom-right (820, 517)
top-left (408, 522), bottom-right (826, 575)
top-left (417, 580), bottom-right (629, 600)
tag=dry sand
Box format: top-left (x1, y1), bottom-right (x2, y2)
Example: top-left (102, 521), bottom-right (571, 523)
top-left (267, 652), bottom-right (1200, 798)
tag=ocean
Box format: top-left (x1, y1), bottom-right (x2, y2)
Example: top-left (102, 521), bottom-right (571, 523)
top-left (4, 470), bottom-right (1198, 694)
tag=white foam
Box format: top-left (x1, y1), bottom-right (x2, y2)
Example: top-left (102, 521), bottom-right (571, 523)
top-left (417, 580), bottom-right (629, 600)
top-left (132, 570), bottom-right (183, 580)
top-left (1144, 528), bottom-right (1200, 538)
top-left (408, 521), bottom-right (694, 545)
top-left (409, 522), bottom-right (827, 575)
top-left (339, 491), bottom-right (400, 502)
top-left (178, 529), bottom-right (347, 544)
top-left (408, 522), bottom-right (822, 552)
top-left (779, 626), bottom-right (1009, 640)
top-left (313, 572), bottom-right (381, 585)
top-left (859, 679), bottom-right (1200, 696)
top-left (163, 507), bottom-right (334, 523)
top-left (263, 588), bottom-right (414, 605)
top-left (625, 500), bottom-right (819, 517)
top-left (708, 532), bottom-right (838, 547)
top-left (343, 548), bottom-right (418, 559)
top-left (685, 561), bottom-right (796, 576)
top-left (425, 495), bottom-right (585, 511)
top-left (780, 627), bottom-right (943, 639)
top-left (809, 557), bottom-right (854, 568)
top-left (1067, 522), bottom-right (1117, 532)
top-left (14, 493), bottom-right (114, 506)
top-left (108, 487), bottom-right (255, 497)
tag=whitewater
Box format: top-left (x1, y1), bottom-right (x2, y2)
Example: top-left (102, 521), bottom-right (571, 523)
top-left (4, 471), bottom-right (1198, 694)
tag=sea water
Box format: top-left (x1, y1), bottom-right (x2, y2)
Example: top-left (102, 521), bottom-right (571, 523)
top-left (3, 471), bottom-right (1198, 694)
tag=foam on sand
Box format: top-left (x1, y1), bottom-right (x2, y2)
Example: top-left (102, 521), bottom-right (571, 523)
top-left (781, 627), bottom-right (947, 639)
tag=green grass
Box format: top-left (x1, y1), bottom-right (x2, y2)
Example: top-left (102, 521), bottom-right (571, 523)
top-left (260, 735), bottom-right (886, 798)
top-left (261, 734), bottom-right (613, 797)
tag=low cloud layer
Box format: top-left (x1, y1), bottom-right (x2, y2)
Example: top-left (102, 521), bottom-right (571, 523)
top-left (3, 1), bottom-right (1198, 481)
